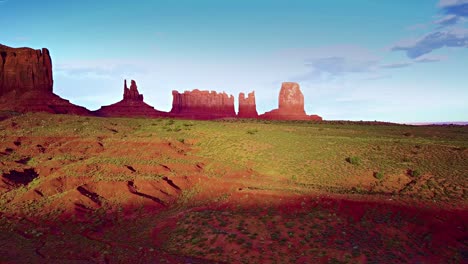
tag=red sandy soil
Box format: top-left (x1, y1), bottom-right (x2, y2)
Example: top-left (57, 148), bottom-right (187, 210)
top-left (1, 172), bottom-right (466, 263)
top-left (0, 121), bottom-right (466, 263)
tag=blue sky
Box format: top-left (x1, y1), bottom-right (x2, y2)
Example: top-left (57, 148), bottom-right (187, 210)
top-left (1, 0), bottom-right (467, 122)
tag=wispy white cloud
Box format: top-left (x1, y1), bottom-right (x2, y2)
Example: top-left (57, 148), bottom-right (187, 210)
top-left (55, 59), bottom-right (150, 79)
top-left (305, 57), bottom-right (377, 75)
top-left (434, 14), bottom-right (460, 26)
top-left (392, 27), bottom-right (468, 58)
top-left (438, 0), bottom-right (468, 25)
top-left (380, 62), bottom-right (412, 69)
top-left (393, 1), bottom-right (468, 58)
top-left (380, 55), bottom-right (446, 69)
top-left (287, 43), bottom-right (446, 83)
top-left (414, 54), bottom-right (447, 63)
top-left (281, 45), bottom-right (380, 82)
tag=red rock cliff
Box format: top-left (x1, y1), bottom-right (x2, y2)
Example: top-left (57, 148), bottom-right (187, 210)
top-left (278, 82), bottom-right (306, 115)
top-left (0, 44), bottom-right (90, 115)
top-left (238, 91), bottom-right (258, 118)
top-left (260, 82), bottom-right (322, 121)
top-left (0, 44), bottom-right (53, 96)
top-left (171, 89), bottom-right (236, 119)
top-left (95, 79), bottom-right (166, 117)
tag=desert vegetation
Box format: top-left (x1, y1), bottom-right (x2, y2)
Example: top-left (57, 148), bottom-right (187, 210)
top-left (0, 112), bottom-right (467, 263)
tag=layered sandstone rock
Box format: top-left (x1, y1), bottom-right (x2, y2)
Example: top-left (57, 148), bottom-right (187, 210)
top-left (95, 79), bottom-right (166, 117)
top-left (238, 91), bottom-right (258, 118)
top-left (170, 89), bottom-right (236, 119)
top-left (0, 44), bottom-right (53, 96)
top-left (0, 44), bottom-right (90, 115)
top-left (260, 82), bottom-right (322, 121)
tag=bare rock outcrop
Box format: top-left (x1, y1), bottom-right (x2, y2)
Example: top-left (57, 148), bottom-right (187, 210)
top-left (260, 82), bottom-right (322, 121)
top-left (278, 82), bottom-right (306, 115)
top-left (123, 79), bottom-right (144, 101)
top-left (0, 44), bottom-right (53, 96)
top-left (95, 79), bottom-right (166, 117)
top-left (0, 44), bottom-right (90, 115)
top-left (170, 89), bottom-right (236, 119)
top-left (238, 91), bottom-right (258, 118)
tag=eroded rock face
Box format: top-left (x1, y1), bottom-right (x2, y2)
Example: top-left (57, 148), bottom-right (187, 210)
top-left (238, 91), bottom-right (258, 118)
top-left (278, 82), bottom-right (306, 115)
top-left (170, 89), bottom-right (236, 119)
top-left (95, 79), bottom-right (166, 117)
top-left (260, 82), bottom-right (322, 121)
top-left (123, 79), bottom-right (144, 101)
top-left (0, 44), bottom-right (90, 115)
top-left (0, 44), bottom-right (53, 96)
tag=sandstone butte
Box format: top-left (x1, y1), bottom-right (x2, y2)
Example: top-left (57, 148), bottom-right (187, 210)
top-left (0, 44), bottom-right (322, 121)
top-left (238, 91), bottom-right (258, 118)
top-left (95, 79), bottom-right (167, 117)
top-left (260, 82), bottom-right (323, 121)
top-left (170, 89), bottom-right (236, 119)
top-left (0, 44), bottom-right (90, 115)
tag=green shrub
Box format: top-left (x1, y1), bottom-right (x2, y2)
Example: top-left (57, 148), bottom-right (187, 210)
top-left (346, 156), bottom-right (361, 165)
top-left (270, 231), bottom-right (280, 240)
top-left (374, 172), bottom-right (384, 180)
top-left (246, 129), bottom-right (258, 135)
top-left (165, 119), bottom-right (175, 126)
top-left (410, 169), bottom-right (422, 177)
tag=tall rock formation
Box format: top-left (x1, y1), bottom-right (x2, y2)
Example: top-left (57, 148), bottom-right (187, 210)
top-left (0, 44), bottom-right (325, 120)
top-left (123, 79), bottom-right (144, 101)
top-left (0, 44), bottom-right (53, 96)
top-left (238, 91), bottom-right (258, 118)
top-left (95, 79), bottom-right (166, 117)
top-left (0, 44), bottom-right (90, 115)
top-left (170, 90), bottom-right (236, 119)
top-left (278, 82), bottom-right (306, 115)
top-left (260, 82), bottom-right (322, 121)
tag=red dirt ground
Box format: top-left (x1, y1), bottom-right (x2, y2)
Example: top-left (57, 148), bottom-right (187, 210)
top-left (0, 115), bottom-right (467, 263)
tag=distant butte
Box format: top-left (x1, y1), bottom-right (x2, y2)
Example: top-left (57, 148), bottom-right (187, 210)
top-left (0, 44), bottom-right (53, 95)
top-left (0, 44), bottom-right (90, 115)
top-left (260, 82), bottom-right (322, 121)
top-left (0, 43), bottom-right (323, 121)
top-left (95, 79), bottom-right (166, 117)
top-left (170, 90), bottom-right (236, 120)
top-left (238, 91), bottom-right (258, 118)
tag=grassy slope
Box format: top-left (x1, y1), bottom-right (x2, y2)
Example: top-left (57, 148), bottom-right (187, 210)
top-left (152, 117), bottom-right (468, 200)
